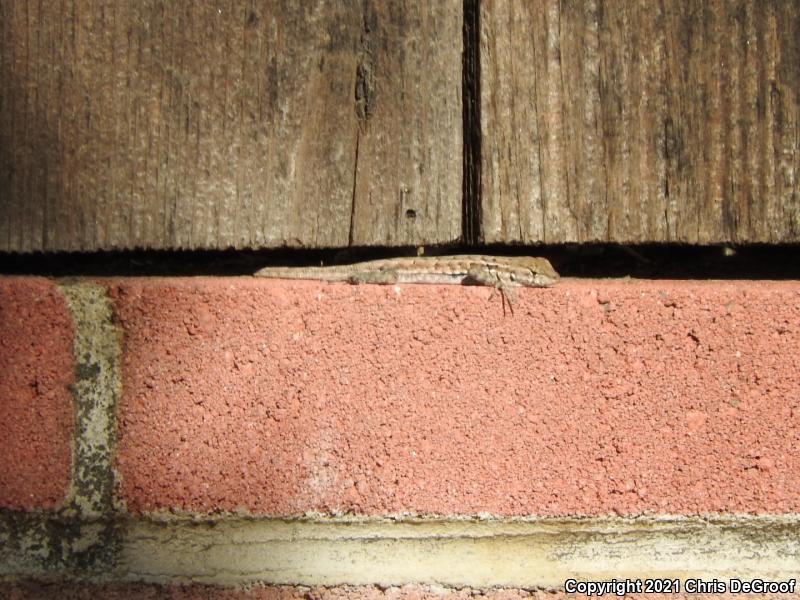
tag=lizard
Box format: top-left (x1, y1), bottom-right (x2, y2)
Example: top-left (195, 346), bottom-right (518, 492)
top-left (254, 255), bottom-right (559, 311)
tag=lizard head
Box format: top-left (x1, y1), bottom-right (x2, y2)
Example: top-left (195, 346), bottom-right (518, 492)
top-left (504, 256), bottom-right (560, 286)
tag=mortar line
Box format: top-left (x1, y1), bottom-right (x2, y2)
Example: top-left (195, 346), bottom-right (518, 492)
top-left (1, 281), bottom-right (124, 579)
top-left (60, 281), bottom-right (121, 519)
top-left (118, 514), bottom-right (800, 588)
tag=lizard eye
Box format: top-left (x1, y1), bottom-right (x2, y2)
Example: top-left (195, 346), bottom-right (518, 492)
top-left (509, 273), bottom-right (517, 281)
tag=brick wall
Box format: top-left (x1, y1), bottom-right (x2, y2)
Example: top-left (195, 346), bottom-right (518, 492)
top-left (1, 277), bottom-right (799, 597)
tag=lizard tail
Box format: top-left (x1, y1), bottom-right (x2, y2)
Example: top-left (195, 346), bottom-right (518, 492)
top-left (253, 266), bottom-right (351, 282)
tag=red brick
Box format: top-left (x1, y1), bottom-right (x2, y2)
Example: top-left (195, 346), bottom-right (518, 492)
top-left (112, 279), bottom-right (800, 516)
top-left (0, 278), bottom-right (74, 509)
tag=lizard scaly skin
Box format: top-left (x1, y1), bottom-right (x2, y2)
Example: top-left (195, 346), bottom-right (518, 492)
top-left (254, 255), bottom-right (559, 288)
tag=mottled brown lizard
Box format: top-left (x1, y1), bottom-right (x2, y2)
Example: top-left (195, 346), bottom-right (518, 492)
top-left (254, 255), bottom-right (559, 299)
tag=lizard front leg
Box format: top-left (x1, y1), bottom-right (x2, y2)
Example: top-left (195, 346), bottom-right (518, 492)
top-left (466, 266), bottom-right (517, 314)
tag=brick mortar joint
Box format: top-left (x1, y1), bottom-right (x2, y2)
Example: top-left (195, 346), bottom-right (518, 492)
top-left (14, 281), bottom-right (124, 576)
top-left (3, 513), bottom-right (800, 586)
top-left (114, 515), bottom-right (800, 587)
top-left (59, 282), bottom-right (122, 517)
top-left (1, 281), bottom-right (124, 579)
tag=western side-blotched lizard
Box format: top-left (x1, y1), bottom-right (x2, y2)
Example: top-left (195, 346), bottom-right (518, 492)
top-left (254, 255), bottom-right (559, 298)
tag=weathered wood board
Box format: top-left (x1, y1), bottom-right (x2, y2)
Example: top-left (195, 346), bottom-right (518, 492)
top-left (481, 0), bottom-right (800, 244)
top-left (0, 1), bottom-right (462, 252)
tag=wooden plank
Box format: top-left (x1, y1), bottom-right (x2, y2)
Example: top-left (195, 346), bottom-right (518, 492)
top-left (480, 0), bottom-right (800, 244)
top-left (0, 0), bottom-right (462, 252)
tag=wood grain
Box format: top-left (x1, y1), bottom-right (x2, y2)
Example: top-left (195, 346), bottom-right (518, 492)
top-left (481, 0), bottom-right (800, 244)
top-left (0, 0), bottom-right (462, 251)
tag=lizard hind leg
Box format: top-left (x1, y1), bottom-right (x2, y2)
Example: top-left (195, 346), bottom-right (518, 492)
top-left (347, 269), bottom-right (400, 285)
